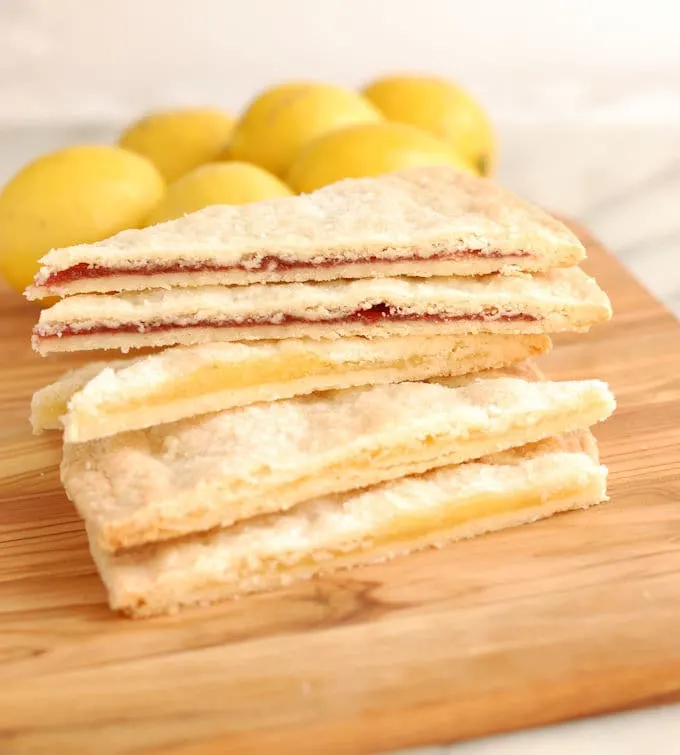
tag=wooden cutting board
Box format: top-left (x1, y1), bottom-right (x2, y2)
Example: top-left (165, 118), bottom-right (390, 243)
top-left (1, 226), bottom-right (679, 755)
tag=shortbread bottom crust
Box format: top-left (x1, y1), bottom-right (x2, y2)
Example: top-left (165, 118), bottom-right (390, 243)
top-left (89, 434), bottom-right (607, 617)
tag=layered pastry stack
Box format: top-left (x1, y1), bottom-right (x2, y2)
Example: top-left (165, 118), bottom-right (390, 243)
top-left (27, 166), bottom-right (615, 618)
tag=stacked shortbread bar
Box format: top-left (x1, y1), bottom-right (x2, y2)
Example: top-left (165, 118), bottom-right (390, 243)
top-left (28, 166), bottom-right (614, 617)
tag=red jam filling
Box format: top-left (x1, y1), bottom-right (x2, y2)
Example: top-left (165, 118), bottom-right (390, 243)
top-left (41, 249), bottom-right (532, 287)
top-left (38, 306), bottom-right (538, 339)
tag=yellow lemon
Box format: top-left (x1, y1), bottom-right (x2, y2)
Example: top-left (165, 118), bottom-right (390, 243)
top-left (0, 145), bottom-right (164, 296)
top-left (119, 107), bottom-right (235, 182)
top-left (229, 82), bottom-right (382, 177)
top-left (146, 161), bottom-right (293, 225)
top-left (217, 83), bottom-right (313, 162)
top-left (220, 81), bottom-right (312, 161)
top-left (363, 75), bottom-right (495, 175)
top-left (286, 121), bottom-right (473, 194)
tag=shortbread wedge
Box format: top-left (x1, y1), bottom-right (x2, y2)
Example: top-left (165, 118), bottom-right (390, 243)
top-left (89, 431), bottom-right (607, 617)
top-left (61, 364), bottom-right (615, 552)
top-left (27, 166), bottom-right (585, 298)
top-left (32, 333), bottom-right (550, 442)
top-left (33, 267), bottom-right (611, 354)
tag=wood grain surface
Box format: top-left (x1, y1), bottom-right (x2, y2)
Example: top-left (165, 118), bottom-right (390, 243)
top-left (1, 227), bottom-right (680, 755)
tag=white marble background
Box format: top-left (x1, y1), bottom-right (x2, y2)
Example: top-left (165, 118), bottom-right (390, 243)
top-left (0, 1), bottom-right (679, 753)
top-left (2, 0), bottom-right (680, 125)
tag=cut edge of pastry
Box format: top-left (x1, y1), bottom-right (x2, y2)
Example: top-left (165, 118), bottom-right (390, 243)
top-left (31, 267), bottom-right (612, 355)
top-left (27, 166), bottom-right (585, 298)
top-left (89, 431), bottom-right (607, 618)
top-left (65, 374), bottom-right (615, 553)
top-left (32, 300), bottom-right (610, 355)
top-left (27, 253), bottom-right (581, 298)
top-left (32, 334), bottom-right (552, 441)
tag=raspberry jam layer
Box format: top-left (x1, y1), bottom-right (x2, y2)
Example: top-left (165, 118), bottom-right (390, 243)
top-left (38, 306), bottom-right (538, 339)
top-left (40, 249), bottom-right (532, 287)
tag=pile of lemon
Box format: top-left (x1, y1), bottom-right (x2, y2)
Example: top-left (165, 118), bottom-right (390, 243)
top-left (0, 75), bottom-right (494, 296)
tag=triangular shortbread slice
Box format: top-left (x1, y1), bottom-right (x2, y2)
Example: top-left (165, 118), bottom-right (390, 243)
top-left (61, 363), bottom-right (615, 552)
top-left (33, 267), bottom-right (611, 354)
top-left (89, 431), bottom-right (607, 617)
top-left (27, 166), bottom-right (585, 298)
top-left (32, 333), bottom-right (550, 442)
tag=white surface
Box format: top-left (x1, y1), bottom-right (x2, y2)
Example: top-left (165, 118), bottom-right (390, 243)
top-left (0, 0), bottom-right (680, 125)
top-left (395, 705), bottom-right (680, 755)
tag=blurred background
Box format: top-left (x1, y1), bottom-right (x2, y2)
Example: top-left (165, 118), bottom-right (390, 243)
top-left (0, 0), bottom-right (678, 301)
top-left (2, 0), bottom-right (679, 126)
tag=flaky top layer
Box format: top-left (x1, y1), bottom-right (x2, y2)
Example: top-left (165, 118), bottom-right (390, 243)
top-left (35, 267), bottom-right (611, 331)
top-left (61, 364), bottom-right (615, 550)
top-left (28, 166), bottom-right (585, 297)
top-left (32, 334), bottom-right (550, 441)
top-left (89, 431), bottom-right (607, 616)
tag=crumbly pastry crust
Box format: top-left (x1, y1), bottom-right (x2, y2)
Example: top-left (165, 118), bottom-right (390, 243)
top-left (33, 267), bottom-right (611, 354)
top-left (89, 431), bottom-right (607, 618)
top-left (27, 166), bottom-right (585, 297)
top-left (32, 334), bottom-right (551, 441)
top-left (26, 257), bottom-right (563, 297)
top-left (61, 365), bottom-right (615, 552)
